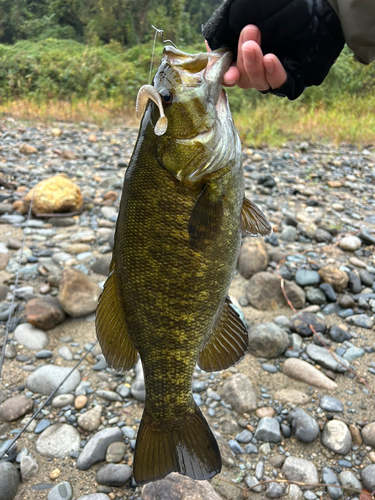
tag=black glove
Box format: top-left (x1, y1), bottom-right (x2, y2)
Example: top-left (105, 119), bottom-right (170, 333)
top-left (202, 0), bottom-right (345, 100)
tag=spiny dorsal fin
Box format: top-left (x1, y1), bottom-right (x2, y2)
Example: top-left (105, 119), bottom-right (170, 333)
top-left (241, 197), bottom-right (272, 236)
top-left (198, 296), bottom-right (248, 372)
top-left (96, 266), bottom-right (138, 371)
top-left (188, 185), bottom-right (223, 251)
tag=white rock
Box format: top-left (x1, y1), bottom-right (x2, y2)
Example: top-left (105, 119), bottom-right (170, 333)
top-left (14, 323), bottom-right (48, 351)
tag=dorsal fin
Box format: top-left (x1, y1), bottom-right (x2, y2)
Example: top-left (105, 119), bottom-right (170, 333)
top-left (198, 296), bottom-right (248, 372)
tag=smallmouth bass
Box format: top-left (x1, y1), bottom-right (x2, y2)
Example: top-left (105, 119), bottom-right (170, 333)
top-left (96, 46), bottom-right (271, 485)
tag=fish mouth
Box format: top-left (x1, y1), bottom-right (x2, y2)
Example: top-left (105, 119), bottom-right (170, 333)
top-left (162, 45), bottom-right (232, 105)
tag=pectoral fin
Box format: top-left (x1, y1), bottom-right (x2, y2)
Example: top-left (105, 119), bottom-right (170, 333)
top-left (96, 265), bottom-right (138, 371)
top-left (241, 197), bottom-right (272, 236)
top-left (198, 296), bottom-right (248, 372)
top-left (188, 185), bottom-right (223, 251)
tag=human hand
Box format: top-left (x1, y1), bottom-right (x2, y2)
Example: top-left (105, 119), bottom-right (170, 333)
top-left (222, 25), bottom-right (287, 90)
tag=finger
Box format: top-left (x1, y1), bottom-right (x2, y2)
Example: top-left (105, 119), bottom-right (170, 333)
top-left (205, 40), bottom-right (211, 52)
top-left (263, 54), bottom-right (288, 89)
top-left (223, 65), bottom-right (240, 87)
top-left (238, 40), bottom-right (269, 90)
top-left (240, 24), bottom-right (261, 46)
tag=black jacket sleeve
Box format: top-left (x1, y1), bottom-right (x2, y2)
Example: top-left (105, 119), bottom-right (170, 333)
top-left (202, 0), bottom-right (345, 100)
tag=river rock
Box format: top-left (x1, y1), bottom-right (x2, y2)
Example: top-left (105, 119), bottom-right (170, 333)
top-left (282, 358), bottom-right (338, 390)
top-left (322, 467), bottom-right (342, 500)
top-left (25, 174), bottom-right (83, 214)
top-left (248, 322), bottom-right (289, 358)
top-left (339, 471), bottom-right (362, 491)
top-left (25, 297), bottom-right (66, 330)
top-left (0, 395), bottom-right (33, 421)
top-left (321, 420), bottom-right (352, 454)
top-left (142, 473), bottom-right (223, 500)
top-left (282, 456), bottom-right (318, 488)
top-left (320, 396), bottom-right (343, 412)
top-left (254, 417), bottom-right (282, 442)
top-left (295, 270), bottom-right (320, 287)
top-left (361, 465), bottom-right (375, 493)
top-left (0, 462), bottom-right (20, 500)
top-left (58, 268), bottom-right (101, 317)
top-left (287, 408), bottom-right (320, 443)
top-left (219, 373), bottom-right (257, 413)
top-left (47, 481), bottom-right (73, 500)
top-left (20, 455), bottom-right (39, 480)
top-left (362, 422), bottom-right (375, 448)
top-left (306, 344), bottom-right (350, 373)
top-left (238, 239), bottom-right (268, 279)
top-left (246, 272), bottom-right (305, 310)
top-left (96, 464), bottom-right (132, 486)
top-left (36, 424), bottom-right (80, 458)
top-left (339, 235), bottom-right (362, 252)
top-left (91, 254), bottom-right (112, 276)
top-left (273, 389), bottom-right (310, 405)
top-left (76, 427), bottom-right (123, 470)
top-left (77, 405), bottom-right (103, 432)
top-left (14, 323), bottom-right (48, 350)
top-left (328, 325), bottom-right (352, 343)
top-left (319, 267), bottom-right (349, 292)
top-left (290, 312), bottom-right (327, 337)
top-left (26, 365), bottom-right (81, 395)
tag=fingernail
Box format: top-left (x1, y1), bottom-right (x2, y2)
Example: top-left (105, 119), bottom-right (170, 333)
top-left (265, 60), bottom-right (274, 74)
top-left (246, 49), bottom-right (255, 62)
top-left (225, 80), bottom-right (236, 86)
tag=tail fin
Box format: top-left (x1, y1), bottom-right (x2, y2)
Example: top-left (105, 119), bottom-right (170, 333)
top-left (133, 402), bottom-right (221, 485)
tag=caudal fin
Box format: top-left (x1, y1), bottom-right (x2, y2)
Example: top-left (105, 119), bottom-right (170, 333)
top-left (133, 402), bottom-right (221, 485)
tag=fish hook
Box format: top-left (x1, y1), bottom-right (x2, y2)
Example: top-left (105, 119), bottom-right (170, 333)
top-left (149, 25), bottom-right (177, 85)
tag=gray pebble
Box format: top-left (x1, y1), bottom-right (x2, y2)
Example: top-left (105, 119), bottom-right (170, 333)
top-left (295, 270), bottom-right (321, 287)
top-left (47, 481), bottom-right (73, 500)
top-left (245, 475), bottom-right (262, 493)
top-left (282, 456), bottom-right (318, 486)
top-left (20, 455), bottom-right (38, 481)
top-left (26, 365), bottom-right (81, 395)
top-left (321, 420), bottom-right (352, 455)
top-left (320, 396), bottom-right (344, 412)
top-left (361, 465), bottom-right (375, 493)
top-left (235, 429), bottom-right (253, 443)
top-left (287, 408), bottom-right (320, 443)
top-left (254, 417), bottom-right (281, 443)
top-left (339, 471), bottom-right (362, 491)
top-left (322, 467), bottom-right (342, 499)
top-left (0, 462), bottom-right (19, 500)
top-left (228, 439), bottom-right (244, 454)
top-left (77, 427), bottom-right (123, 470)
top-left (96, 464), bottom-right (132, 486)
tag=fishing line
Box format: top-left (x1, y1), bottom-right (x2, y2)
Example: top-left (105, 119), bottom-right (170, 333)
top-left (0, 340), bottom-right (98, 461)
top-left (149, 25), bottom-right (177, 85)
top-left (0, 196), bottom-right (34, 380)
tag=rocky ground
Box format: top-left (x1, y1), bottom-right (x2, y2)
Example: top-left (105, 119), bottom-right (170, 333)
top-left (0, 119), bottom-right (374, 500)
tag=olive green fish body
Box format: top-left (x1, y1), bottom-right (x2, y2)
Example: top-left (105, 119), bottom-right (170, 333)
top-left (96, 46), bottom-right (272, 485)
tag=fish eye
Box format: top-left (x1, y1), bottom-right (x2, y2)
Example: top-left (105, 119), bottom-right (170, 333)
top-left (159, 89), bottom-right (173, 106)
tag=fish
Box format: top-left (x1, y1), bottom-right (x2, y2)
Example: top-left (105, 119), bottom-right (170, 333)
top-left (96, 45), bottom-right (272, 485)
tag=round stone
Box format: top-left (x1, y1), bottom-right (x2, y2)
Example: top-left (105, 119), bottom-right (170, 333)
top-left (295, 270), bottom-right (321, 287)
top-left (0, 462), bottom-right (20, 500)
top-left (36, 424), bottom-right (80, 458)
top-left (26, 365), bottom-right (81, 395)
top-left (96, 464), bottom-right (132, 486)
top-left (248, 322), bottom-right (289, 358)
top-left (219, 373), bottom-right (257, 413)
top-left (52, 394), bottom-right (75, 408)
top-left (254, 417), bottom-right (281, 443)
top-left (14, 323), bottom-right (48, 351)
top-left (0, 395), bottom-right (33, 421)
top-left (321, 420), bottom-right (352, 455)
top-left (339, 235), bottom-right (362, 252)
top-left (75, 395), bottom-right (88, 410)
top-left (287, 408), bottom-right (320, 443)
top-left (282, 456), bottom-right (318, 488)
top-left (362, 422), bottom-right (375, 448)
top-left (47, 481), bottom-right (73, 500)
top-left (361, 465), bottom-right (375, 493)
top-left (320, 396), bottom-right (343, 412)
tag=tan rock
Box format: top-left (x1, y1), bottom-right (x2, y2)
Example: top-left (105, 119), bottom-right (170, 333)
top-left (246, 272), bottom-right (305, 310)
top-left (77, 405), bottom-right (103, 432)
top-left (256, 407), bottom-right (275, 419)
top-left (19, 143), bottom-right (38, 155)
top-left (25, 297), bottom-right (65, 330)
top-left (0, 253), bottom-right (9, 270)
top-left (75, 395), bottom-right (88, 410)
top-left (58, 268), bottom-right (101, 317)
top-left (88, 134), bottom-right (97, 142)
top-left (66, 243), bottom-right (91, 254)
top-left (273, 389), bottom-right (310, 405)
top-left (282, 358), bottom-right (338, 390)
top-left (25, 174), bottom-right (83, 214)
top-left (319, 266), bottom-right (349, 292)
top-left (327, 180), bottom-right (343, 188)
top-left (349, 424), bottom-right (363, 446)
top-left (62, 150), bottom-right (76, 160)
top-left (238, 238), bottom-right (268, 279)
top-left (51, 128), bottom-right (62, 137)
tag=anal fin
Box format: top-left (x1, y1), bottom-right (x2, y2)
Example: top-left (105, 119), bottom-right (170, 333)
top-left (96, 266), bottom-right (138, 371)
top-left (188, 184), bottom-right (223, 251)
top-left (198, 296), bottom-right (248, 372)
top-left (241, 197), bottom-right (272, 236)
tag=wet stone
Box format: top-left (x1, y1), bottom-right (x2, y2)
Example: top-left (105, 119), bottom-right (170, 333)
top-left (0, 462), bottom-right (20, 500)
top-left (348, 271), bottom-right (362, 294)
top-left (290, 313), bottom-right (327, 337)
top-left (306, 344), bottom-right (349, 373)
top-left (320, 396), bottom-right (343, 412)
top-left (47, 481), bottom-right (73, 500)
top-left (319, 283), bottom-right (337, 302)
top-left (306, 288), bottom-right (326, 305)
top-left (328, 325), bottom-right (352, 343)
top-left (343, 346), bottom-right (365, 362)
top-left (254, 417), bottom-right (281, 443)
top-left (322, 467), bottom-right (342, 500)
top-left (0, 395), bottom-right (33, 421)
top-left (321, 420), bottom-right (352, 455)
top-left (295, 270), bottom-right (321, 287)
top-left (346, 314), bottom-right (374, 329)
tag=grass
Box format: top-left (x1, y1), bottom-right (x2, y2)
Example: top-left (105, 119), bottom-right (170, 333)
top-left (0, 39), bottom-right (373, 146)
top-left (2, 93), bottom-right (374, 148)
